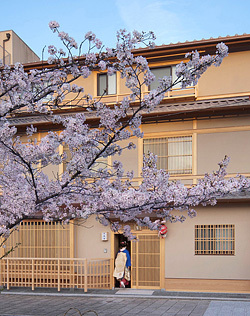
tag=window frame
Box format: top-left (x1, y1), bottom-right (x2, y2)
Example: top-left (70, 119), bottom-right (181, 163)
top-left (149, 65), bottom-right (181, 91)
top-left (97, 72), bottom-right (117, 96)
top-left (143, 135), bottom-right (193, 175)
top-left (195, 224), bottom-right (235, 256)
top-left (4, 220), bottom-right (71, 258)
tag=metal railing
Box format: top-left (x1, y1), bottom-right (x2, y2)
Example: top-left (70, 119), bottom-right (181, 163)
top-left (0, 257), bottom-right (114, 292)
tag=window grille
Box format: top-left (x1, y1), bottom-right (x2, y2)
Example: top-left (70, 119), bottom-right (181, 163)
top-left (4, 220), bottom-right (70, 258)
top-left (195, 224), bottom-right (235, 255)
top-left (143, 136), bottom-right (192, 174)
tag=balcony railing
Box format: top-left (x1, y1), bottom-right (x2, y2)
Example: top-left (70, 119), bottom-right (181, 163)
top-left (0, 257), bottom-right (114, 292)
top-left (95, 86), bottom-right (197, 105)
top-left (11, 86), bottom-right (197, 116)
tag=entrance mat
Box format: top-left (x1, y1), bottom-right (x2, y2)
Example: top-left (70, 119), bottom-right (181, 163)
top-left (116, 289), bottom-right (154, 295)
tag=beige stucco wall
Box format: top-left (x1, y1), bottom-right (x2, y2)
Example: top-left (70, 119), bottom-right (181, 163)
top-left (0, 31), bottom-right (12, 64)
top-left (197, 116), bottom-right (250, 129)
top-left (111, 138), bottom-right (139, 176)
top-left (70, 72), bottom-right (131, 99)
top-left (68, 49), bottom-right (250, 101)
top-left (11, 31), bottom-right (39, 64)
top-left (197, 51), bottom-right (250, 98)
top-left (67, 72), bottom-right (96, 99)
top-left (75, 216), bottom-right (112, 259)
top-left (142, 121), bottom-right (193, 134)
top-left (197, 130), bottom-right (250, 174)
top-left (0, 30), bottom-right (39, 64)
top-left (165, 203), bottom-right (250, 280)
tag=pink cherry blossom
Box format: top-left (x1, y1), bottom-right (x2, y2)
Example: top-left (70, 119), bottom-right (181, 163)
top-left (0, 21), bottom-right (244, 243)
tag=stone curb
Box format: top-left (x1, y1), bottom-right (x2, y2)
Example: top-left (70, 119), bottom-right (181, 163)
top-left (2, 291), bottom-right (250, 301)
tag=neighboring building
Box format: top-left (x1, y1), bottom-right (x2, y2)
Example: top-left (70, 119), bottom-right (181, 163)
top-left (0, 30), bottom-right (39, 65)
top-left (1, 33), bottom-right (250, 293)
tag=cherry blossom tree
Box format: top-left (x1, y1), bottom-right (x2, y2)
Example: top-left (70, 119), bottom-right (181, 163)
top-left (0, 21), bottom-right (248, 242)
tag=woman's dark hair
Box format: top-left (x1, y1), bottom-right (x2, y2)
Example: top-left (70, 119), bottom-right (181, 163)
top-left (120, 241), bottom-right (127, 248)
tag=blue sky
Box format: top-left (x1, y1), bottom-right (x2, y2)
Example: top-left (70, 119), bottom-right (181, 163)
top-left (0, 0), bottom-right (249, 59)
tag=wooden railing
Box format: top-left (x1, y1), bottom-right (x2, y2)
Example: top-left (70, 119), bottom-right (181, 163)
top-left (0, 258), bottom-right (114, 292)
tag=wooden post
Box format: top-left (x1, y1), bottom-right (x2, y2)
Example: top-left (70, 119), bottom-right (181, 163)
top-left (69, 220), bottom-right (75, 258)
top-left (0, 237), bottom-right (4, 260)
top-left (192, 119), bottom-right (198, 185)
top-left (116, 71), bottom-right (120, 104)
top-left (6, 259), bottom-right (9, 290)
top-left (0, 258), bottom-right (2, 287)
top-left (84, 258), bottom-right (88, 293)
top-left (136, 240), bottom-right (139, 289)
top-left (110, 258), bottom-right (114, 289)
top-left (57, 259), bottom-right (60, 292)
top-left (32, 259), bottom-right (34, 291)
top-left (160, 237), bottom-right (165, 289)
top-left (110, 232), bottom-right (115, 289)
top-left (69, 220), bottom-right (75, 288)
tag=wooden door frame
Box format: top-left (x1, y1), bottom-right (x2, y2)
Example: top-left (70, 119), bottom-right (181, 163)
top-left (111, 230), bottom-right (165, 289)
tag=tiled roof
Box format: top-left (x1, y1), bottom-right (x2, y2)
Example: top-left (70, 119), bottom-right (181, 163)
top-left (22, 33), bottom-right (250, 69)
top-left (133, 33), bottom-right (250, 53)
top-left (146, 96), bottom-right (250, 115)
top-left (7, 96), bottom-right (250, 127)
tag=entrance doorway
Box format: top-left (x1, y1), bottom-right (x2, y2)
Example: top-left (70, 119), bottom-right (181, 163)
top-left (113, 231), bottom-right (164, 289)
top-left (114, 234), bottom-right (131, 288)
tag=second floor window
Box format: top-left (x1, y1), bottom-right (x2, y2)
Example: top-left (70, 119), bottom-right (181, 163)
top-left (150, 66), bottom-right (181, 90)
top-left (143, 136), bottom-right (192, 174)
top-left (97, 73), bottom-right (116, 96)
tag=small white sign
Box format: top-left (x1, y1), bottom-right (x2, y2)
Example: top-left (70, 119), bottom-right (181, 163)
top-left (102, 232), bottom-right (108, 241)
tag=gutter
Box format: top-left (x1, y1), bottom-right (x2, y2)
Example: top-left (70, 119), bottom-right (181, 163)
top-left (3, 32), bottom-right (11, 65)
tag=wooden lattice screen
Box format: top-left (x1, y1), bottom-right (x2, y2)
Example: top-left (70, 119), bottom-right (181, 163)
top-left (195, 224), bottom-right (235, 255)
top-left (131, 233), bottom-right (163, 289)
top-left (3, 220), bottom-right (71, 258)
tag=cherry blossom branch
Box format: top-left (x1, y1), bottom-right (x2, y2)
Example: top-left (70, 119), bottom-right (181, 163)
top-left (0, 21), bottom-right (233, 241)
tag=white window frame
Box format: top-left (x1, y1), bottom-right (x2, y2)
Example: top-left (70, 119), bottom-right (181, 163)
top-left (97, 73), bottom-right (117, 96)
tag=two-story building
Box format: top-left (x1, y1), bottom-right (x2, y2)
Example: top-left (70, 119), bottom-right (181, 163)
top-left (1, 33), bottom-right (250, 293)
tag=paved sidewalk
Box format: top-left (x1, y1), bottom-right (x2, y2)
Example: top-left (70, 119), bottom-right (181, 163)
top-left (204, 301), bottom-right (250, 316)
top-left (0, 293), bottom-right (210, 315)
top-left (1, 289), bottom-right (250, 315)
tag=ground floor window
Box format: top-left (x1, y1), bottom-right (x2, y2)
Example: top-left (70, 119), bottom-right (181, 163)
top-left (3, 220), bottom-right (71, 258)
top-left (195, 224), bottom-right (235, 255)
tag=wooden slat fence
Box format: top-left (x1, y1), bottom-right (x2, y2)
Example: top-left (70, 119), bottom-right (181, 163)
top-left (0, 258), bottom-right (114, 292)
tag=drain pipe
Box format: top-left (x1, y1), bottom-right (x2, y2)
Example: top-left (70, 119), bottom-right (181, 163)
top-left (3, 32), bottom-right (11, 65)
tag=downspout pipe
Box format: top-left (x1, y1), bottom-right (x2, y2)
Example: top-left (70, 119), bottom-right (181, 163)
top-left (3, 33), bottom-right (11, 65)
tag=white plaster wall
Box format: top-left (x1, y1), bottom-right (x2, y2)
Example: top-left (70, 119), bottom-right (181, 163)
top-left (165, 203), bottom-right (250, 280)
